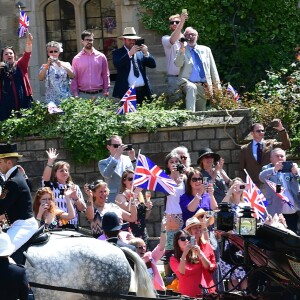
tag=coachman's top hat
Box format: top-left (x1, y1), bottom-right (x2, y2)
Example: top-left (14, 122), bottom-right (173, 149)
top-left (102, 211), bottom-right (122, 231)
top-left (119, 27), bottom-right (141, 40)
top-left (197, 148), bottom-right (220, 165)
top-left (0, 143), bottom-right (23, 159)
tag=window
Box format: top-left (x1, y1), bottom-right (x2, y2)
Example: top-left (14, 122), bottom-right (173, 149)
top-left (45, 0), bottom-right (76, 63)
top-left (85, 0), bottom-right (118, 79)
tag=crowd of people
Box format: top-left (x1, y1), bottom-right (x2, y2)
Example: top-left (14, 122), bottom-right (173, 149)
top-left (0, 113), bottom-right (298, 298)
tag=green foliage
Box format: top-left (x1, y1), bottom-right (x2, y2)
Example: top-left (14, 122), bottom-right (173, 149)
top-left (138, 0), bottom-right (300, 91)
top-left (0, 96), bottom-right (195, 164)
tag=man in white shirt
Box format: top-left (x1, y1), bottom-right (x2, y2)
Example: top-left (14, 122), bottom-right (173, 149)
top-left (98, 135), bottom-right (136, 203)
top-left (161, 12), bottom-right (188, 102)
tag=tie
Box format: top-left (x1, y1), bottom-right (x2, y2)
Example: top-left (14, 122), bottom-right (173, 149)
top-left (131, 56), bottom-right (140, 78)
top-left (192, 48), bottom-right (205, 79)
top-left (256, 143), bottom-right (262, 164)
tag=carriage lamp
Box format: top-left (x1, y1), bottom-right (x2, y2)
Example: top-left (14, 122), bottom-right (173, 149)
top-left (236, 205), bottom-right (257, 236)
top-left (216, 202), bottom-right (234, 232)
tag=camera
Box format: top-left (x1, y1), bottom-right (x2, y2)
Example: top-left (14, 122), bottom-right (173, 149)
top-left (176, 163), bottom-right (185, 172)
top-left (135, 39), bottom-right (144, 47)
top-left (279, 161), bottom-right (293, 173)
top-left (124, 144), bottom-right (133, 151)
top-left (239, 184), bottom-right (245, 189)
top-left (276, 184), bottom-right (282, 193)
top-left (270, 119), bottom-right (279, 128)
top-left (179, 37), bottom-right (188, 43)
top-left (190, 235), bottom-right (196, 246)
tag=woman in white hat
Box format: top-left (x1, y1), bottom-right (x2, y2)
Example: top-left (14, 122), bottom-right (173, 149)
top-left (170, 218), bottom-right (216, 297)
top-left (0, 232), bottom-right (29, 299)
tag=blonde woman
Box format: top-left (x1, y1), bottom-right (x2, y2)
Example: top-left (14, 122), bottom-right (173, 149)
top-left (38, 41), bottom-right (74, 105)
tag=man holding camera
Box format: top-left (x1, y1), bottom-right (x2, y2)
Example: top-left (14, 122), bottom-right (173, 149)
top-left (98, 135), bottom-right (136, 203)
top-left (259, 148), bottom-right (300, 233)
top-left (161, 11), bottom-right (188, 101)
top-left (239, 120), bottom-right (291, 188)
top-left (174, 27), bottom-right (221, 111)
top-left (112, 27), bottom-right (156, 105)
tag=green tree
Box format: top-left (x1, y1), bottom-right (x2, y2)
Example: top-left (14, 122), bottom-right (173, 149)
top-left (139, 0), bottom-right (300, 91)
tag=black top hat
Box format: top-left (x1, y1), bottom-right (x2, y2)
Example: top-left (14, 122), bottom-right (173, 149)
top-left (0, 143), bottom-right (23, 159)
top-left (102, 211), bottom-right (122, 231)
top-left (197, 148), bottom-right (220, 165)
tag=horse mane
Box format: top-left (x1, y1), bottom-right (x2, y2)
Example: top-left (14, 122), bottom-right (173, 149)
top-left (120, 247), bottom-right (157, 298)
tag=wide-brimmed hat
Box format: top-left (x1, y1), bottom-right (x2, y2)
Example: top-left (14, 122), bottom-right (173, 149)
top-left (102, 212), bottom-right (122, 231)
top-left (194, 208), bottom-right (215, 226)
top-left (0, 143), bottom-right (23, 159)
top-left (118, 27), bottom-right (141, 40)
top-left (197, 148), bottom-right (220, 165)
top-left (0, 232), bottom-right (14, 256)
top-left (184, 217), bottom-right (202, 231)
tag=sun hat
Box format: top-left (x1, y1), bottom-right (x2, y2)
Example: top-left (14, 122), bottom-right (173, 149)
top-left (194, 208), bottom-right (215, 226)
top-left (102, 211), bottom-right (122, 231)
top-left (118, 27), bottom-right (141, 40)
top-left (197, 148), bottom-right (220, 165)
top-left (184, 217), bottom-right (202, 231)
top-left (0, 232), bottom-right (14, 256)
top-left (0, 143), bottom-right (23, 159)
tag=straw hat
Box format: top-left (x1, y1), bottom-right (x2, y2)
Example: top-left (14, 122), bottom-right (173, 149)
top-left (0, 232), bottom-right (14, 256)
top-left (197, 148), bottom-right (220, 165)
top-left (184, 217), bottom-right (202, 231)
top-left (0, 143), bottom-right (23, 159)
top-left (194, 208), bottom-right (215, 226)
top-left (119, 27), bottom-right (141, 39)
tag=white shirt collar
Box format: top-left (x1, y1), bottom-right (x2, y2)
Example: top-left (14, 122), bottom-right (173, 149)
top-left (5, 165), bottom-right (18, 181)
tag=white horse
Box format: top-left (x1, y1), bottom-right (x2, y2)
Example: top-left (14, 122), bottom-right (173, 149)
top-left (24, 231), bottom-right (156, 300)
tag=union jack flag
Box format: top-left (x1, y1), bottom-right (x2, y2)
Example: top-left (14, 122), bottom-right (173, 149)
top-left (243, 171), bottom-right (268, 220)
top-left (226, 83), bottom-right (240, 101)
top-left (116, 84), bottom-right (137, 115)
top-left (133, 154), bottom-right (177, 195)
top-left (18, 10), bottom-right (29, 38)
top-left (265, 179), bottom-right (294, 208)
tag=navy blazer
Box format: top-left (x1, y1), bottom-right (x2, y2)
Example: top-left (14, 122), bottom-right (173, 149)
top-left (112, 46), bottom-right (156, 99)
top-left (0, 257), bottom-right (29, 300)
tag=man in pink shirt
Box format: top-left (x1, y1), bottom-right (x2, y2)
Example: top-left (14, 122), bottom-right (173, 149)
top-left (71, 30), bottom-right (110, 99)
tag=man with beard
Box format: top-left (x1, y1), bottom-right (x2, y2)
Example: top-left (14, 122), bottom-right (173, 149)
top-left (174, 27), bottom-right (220, 111)
top-left (112, 27), bottom-right (156, 105)
top-left (71, 30), bottom-right (110, 99)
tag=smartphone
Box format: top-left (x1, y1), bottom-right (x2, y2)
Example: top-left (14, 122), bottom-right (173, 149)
top-left (41, 199), bottom-right (47, 205)
top-left (125, 144), bottom-right (133, 151)
top-left (182, 9), bottom-right (187, 14)
top-left (190, 235), bottom-right (196, 246)
top-left (239, 184), bottom-right (245, 189)
top-left (135, 39), bottom-right (144, 47)
top-left (279, 161), bottom-right (293, 173)
top-left (270, 119), bottom-right (279, 127)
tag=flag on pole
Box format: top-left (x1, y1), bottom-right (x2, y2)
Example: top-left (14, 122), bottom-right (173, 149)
top-left (243, 171), bottom-right (268, 220)
top-left (265, 179), bottom-right (294, 208)
top-left (133, 153), bottom-right (177, 195)
top-left (116, 84), bottom-right (137, 115)
top-left (18, 10), bottom-right (29, 38)
top-left (226, 83), bottom-right (240, 101)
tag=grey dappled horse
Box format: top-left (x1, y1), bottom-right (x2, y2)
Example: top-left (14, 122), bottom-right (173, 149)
top-left (25, 231), bottom-right (156, 300)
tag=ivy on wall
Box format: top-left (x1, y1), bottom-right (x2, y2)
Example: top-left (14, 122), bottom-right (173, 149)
top-left (138, 0), bottom-right (300, 91)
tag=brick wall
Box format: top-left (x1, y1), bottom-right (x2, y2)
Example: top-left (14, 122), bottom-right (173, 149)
top-left (16, 109), bottom-right (251, 240)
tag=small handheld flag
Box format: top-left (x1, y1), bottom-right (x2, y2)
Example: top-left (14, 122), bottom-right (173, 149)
top-left (47, 102), bottom-right (64, 114)
top-left (226, 83), bottom-right (240, 101)
top-left (18, 10), bottom-right (29, 38)
top-left (116, 84), bottom-right (137, 115)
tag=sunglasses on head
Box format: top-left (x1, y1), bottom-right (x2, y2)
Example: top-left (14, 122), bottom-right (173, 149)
top-left (169, 21), bottom-right (180, 25)
top-left (49, 50), bottom-right (58, 53)
top-left (191, 177), bottom-right (203, 182)
top-left (179, 236), bottom-right (189, 242)
top-left (180, 156), bottom-right (187, 160)
top-left (255, 130), bottom-right (265, 133)
top-left (111, 144), bottom-right (121, 148)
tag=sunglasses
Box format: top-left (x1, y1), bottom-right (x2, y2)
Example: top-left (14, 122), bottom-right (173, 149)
top-left (136, 245), bottom-right (146, 250)
top-left (126, 177), bottom-right (134, 181)
top-left (179, 236), bottom-right (189, 242)
top-left (191, 177), bottom-right (203, 182)
top-left (255, 130), bottom-right (265, 133)
top-left (49, 50), bottom-right (58, 53)
top-left (180, 156), bottom-right (187, 160)
top-left (111, 144), bottom-right (121, 148)
top-left (169, 21), bottom-right (180, 25)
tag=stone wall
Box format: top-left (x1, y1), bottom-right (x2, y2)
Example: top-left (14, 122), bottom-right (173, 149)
top-left (17, 109), bottom-right (251, 240)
